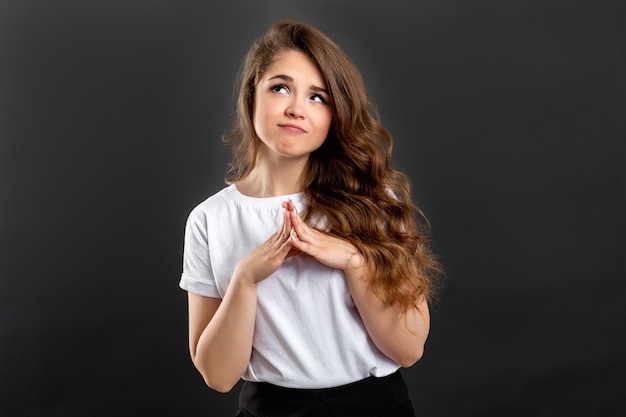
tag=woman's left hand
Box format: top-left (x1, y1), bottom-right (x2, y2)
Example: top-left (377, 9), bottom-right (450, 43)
top-left (283, 200), bottom-right (362, 271)
top-left (284, 202), bottom-right (429, 368)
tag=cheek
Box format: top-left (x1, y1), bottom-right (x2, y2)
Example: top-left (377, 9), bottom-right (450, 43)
top-left (320, 113), bottom-right (332, 136)
top-left (252, 102), bottom-right (266, 135)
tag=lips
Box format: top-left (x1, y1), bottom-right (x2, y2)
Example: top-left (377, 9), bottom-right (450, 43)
top-left (278, 124), bottom-right (307, 133)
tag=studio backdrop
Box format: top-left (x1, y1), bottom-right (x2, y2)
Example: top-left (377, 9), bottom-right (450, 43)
top-left (1, 1), bottom-right (624, 416)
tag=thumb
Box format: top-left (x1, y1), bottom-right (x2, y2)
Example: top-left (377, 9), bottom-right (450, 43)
top-left (289, 229), bottom-right (313, 254)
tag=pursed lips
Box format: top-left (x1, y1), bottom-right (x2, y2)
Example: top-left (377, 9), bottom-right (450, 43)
top-left (278, 123), bottom-right (307, 134)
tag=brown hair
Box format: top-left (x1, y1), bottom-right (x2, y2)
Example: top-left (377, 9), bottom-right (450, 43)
top-left (223, 20), bottom-right (442, 311)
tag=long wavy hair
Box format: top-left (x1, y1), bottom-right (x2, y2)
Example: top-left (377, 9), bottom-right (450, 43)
top-left (223, 20), bottom-right (442, 311)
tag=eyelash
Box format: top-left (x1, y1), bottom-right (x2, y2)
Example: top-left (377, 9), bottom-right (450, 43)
top-left (271, 84), bottom-right (289, 95)
top-left (311, 93), bottom-right (328, 105)
top-left (270, 84), bottom-right (328, 105)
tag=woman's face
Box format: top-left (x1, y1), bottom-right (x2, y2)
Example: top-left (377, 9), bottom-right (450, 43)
top-left (253, 50), bottom-right (332, 163)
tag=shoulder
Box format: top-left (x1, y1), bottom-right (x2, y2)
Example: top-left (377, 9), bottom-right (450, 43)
top-left (190, 185), bottom-right (236, 213)
top-left (186, 185), bottom-right (236, 225)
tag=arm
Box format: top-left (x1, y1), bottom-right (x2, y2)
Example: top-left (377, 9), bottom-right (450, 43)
top-left (287, 202), bottom-right (429, 367)
top-left (188, 278), bottom-right (257, 393)
top-left (188, 207), bottom-right (295, 393)
top-left (343, 260), bottom-right (430, 367)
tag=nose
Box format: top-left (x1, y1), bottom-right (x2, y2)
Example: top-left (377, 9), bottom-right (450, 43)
top-left (285, 98), bottom-right (305, 119)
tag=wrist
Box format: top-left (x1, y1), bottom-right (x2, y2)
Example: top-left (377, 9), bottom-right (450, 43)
top-left (343, 251), bottom-right (365, 275)
top-left (231, 269), bottom-right (260, 290)
top-left (349, 252), bottom-right (364, 269)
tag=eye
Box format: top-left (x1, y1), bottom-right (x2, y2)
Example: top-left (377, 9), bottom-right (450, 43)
top-left (310, 93), bottom-right (328, 104)
top-left (271, 84), bottom-right (289, 95)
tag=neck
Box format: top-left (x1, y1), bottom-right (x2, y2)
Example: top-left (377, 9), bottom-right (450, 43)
top-left (237, 154), bottom-right (308, 198)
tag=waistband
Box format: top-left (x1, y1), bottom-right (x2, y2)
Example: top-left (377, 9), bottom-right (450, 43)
top-left (238, 371), bottom-right (410, 417)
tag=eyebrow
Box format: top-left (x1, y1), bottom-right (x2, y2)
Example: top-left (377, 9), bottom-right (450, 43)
top-left (267, 74), bottom-right (330, 95)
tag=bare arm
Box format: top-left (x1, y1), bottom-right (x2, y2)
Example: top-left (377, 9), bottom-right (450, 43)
top-left (188, 278), bottom-right (257, 393)
top-left (287, 201), bottom-right (429, 367)
top-left (188, 207), bottom-right (295, 393)
top-left (343, 261), bottom-right (430, 367)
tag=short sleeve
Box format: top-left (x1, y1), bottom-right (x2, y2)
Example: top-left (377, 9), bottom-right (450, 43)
top-left (179, 206), bottom-right (221, 298)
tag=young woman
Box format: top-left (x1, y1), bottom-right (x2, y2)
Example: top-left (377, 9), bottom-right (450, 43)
top-left (180, 19), bottom-right (442, 417)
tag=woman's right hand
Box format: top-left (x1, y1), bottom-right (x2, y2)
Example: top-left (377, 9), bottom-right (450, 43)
top-left (232, 204), bottom-right (299, 285)
top-left (190, 202), bottom-right (302, 392)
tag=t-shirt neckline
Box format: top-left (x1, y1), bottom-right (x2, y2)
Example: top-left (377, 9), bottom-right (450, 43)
top-left (228, 184), bottom-right (305, 207)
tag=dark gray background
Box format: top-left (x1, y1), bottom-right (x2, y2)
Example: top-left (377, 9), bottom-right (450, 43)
top-left (1, 0), bottom-right (624, 416)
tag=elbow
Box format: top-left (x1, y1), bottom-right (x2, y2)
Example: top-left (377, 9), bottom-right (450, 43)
top-left (193, 358), bottom-right (239, 393)
top-left (196, 365), bottom-right (240, 394)
top-left (202, 374), bottom-right (238, 393)
top-left (196, 364), bottom-right (239, 393)
top-left (396, 346), bottom-right (425, 368)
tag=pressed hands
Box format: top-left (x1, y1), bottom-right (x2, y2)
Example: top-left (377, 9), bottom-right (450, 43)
top-left (232, 199), bottom-right (362, 286)
top-left (191, 200), bottom-right (428, 392)
top-left (231, 199), bottom-right (429, 365)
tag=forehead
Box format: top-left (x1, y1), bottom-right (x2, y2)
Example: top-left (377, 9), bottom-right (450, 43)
top-left (262, 50), bottom-right (327, 86)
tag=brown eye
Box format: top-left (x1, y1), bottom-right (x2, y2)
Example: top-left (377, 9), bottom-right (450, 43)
top-left (271, 84), bottom-right (289, 95)
top-left (310, 94), bottom-right (327, 104)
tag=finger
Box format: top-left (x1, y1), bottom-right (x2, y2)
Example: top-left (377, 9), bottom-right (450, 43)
top-left (278, 233), bottom-right (295, 256)
top-left (285, 247), bottom-right (302, 258)
top-left (289, 228), bottom-right (313, 254)
top-left (282, 207), bottom-right (293, 239)
top-left (289, 207), bottom-right (310, 241)
top-left (274, 208), bottom-right (289, 242)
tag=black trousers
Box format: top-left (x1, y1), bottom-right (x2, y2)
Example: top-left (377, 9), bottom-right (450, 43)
top-left (235, 371), bottom-right (416, 417)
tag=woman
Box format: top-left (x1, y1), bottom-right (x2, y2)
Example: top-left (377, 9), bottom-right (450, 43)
top-left (180, 19), bottom-right (442, 417)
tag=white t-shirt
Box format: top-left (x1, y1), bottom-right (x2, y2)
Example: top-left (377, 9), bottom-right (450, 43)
top-left (179, 184), bottom-right (399, 389)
